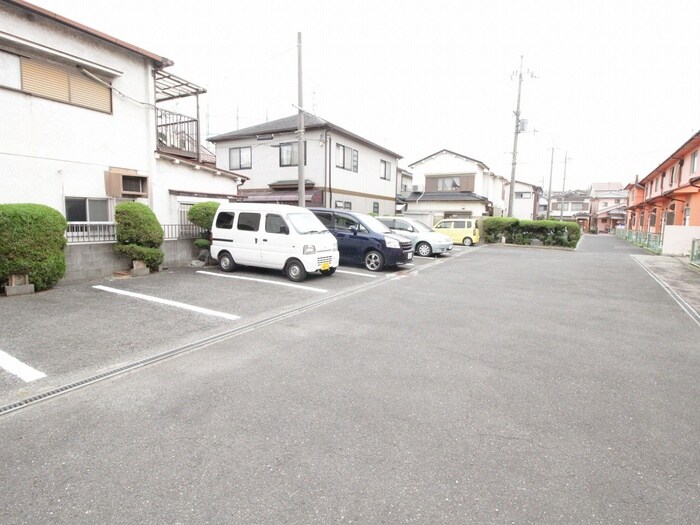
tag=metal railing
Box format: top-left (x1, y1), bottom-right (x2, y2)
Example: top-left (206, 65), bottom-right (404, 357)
top-left (691, 239), bottom-right (700, 268)
top-left (616, 229), bottom-right (663, 253)
top-left (67, 223), bottom-right (204, 244)
top-left (156, 108), bottom-right (198, 158)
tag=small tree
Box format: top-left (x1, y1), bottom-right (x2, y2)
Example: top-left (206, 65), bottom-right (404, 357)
top-left (0, 203), bottom-right (67, 291)
top-left (187, 201), bottom-right (220, 249)
top-left (114, 202), bottom-right (164, 272)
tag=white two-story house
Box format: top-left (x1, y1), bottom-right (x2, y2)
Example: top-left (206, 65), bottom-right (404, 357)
top-left (208, 113), bottom-right (402, 215)
top-left (0, 0), bottom-right (246, 245)
top-left (504, 180), bottom-right (544, 220)
top-left (403, 149), bottom-right (506, 225)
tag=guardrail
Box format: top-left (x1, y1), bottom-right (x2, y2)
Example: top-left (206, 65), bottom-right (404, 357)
top-left (691, 238), bottom-right (700, 269)
top-left (66, 223), bottom-right (204, 244)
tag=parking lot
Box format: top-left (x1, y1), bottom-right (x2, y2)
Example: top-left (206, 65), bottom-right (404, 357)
top-left (1, 236), bottom-right (699, 524)
top-left (0, 245), bottom-right (476, 409)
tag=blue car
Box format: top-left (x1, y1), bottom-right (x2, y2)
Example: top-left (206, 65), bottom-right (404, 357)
top-left (309, 208), bottom-right (413, 271)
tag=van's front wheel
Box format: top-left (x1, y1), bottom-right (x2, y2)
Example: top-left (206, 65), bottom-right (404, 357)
top-left (285, 259), bottom-right (307, 282)
top-left (218, 252), bottom-right (235, 272)
top-left (364, 250), bottom-right (384, 271)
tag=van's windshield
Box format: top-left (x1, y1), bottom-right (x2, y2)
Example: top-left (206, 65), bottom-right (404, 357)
top-left (288, 213), bottom-right (330, 234)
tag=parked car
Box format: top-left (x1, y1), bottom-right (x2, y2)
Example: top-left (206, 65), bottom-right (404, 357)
top-left (309, 208), bottom-right (413, 271)
top-left (210, 203), bottom-right (339, 282)
top-left (376, 216), bottom-right (453, 257)
top-left (433, 218), bottom-right (480, 246)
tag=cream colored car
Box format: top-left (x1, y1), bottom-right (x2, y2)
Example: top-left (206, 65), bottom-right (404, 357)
top-left (433, 218), bottom-right (480, 246)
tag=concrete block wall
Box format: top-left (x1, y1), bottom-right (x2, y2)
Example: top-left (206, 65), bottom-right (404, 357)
top-left (62, 240), bottom-right (198, 283)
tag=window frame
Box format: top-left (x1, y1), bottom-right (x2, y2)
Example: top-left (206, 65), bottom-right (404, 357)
top-left (279, 141), bottom-right (307, 167)
top-left (229, 146), bottom-right (252, 170)
top-left (380, 160), bottom-right (391, 181)
top-left (335, 143), bottom-right (359, 172)
top-left (64, 197), bottom-right (111, 223)
top-left (436, 176), bottom-right (461, 191)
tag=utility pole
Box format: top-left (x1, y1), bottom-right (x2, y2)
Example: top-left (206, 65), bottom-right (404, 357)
top-left (297, 32), bottom-right (305, 207)
top-left (560, 150), bottom-right (569, 220)
top-left (508, 56), bottom-right (530, 217)
top-left (546, 146), bottom-right (555, 220)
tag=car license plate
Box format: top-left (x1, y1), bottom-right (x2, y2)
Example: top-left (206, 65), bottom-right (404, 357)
top-left (320, 262), bottom-right (330, 270)
top-left (407, 253), bottom-right (413, 260)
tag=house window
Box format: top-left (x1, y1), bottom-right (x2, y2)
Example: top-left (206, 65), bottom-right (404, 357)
top-left (373, 202), bottom-right (379, 214)
top-left (515, 192), bottom-right (531, 199)
top-left (229, 147), bottom-right (252, 170)
top-left (334, 200), bottom-right (345, 209)
top-left (65, 197), bottom-right (110, 222)
top-left (683, 206), bottom-right (690, 226)
top-left (670, 166), bottom-right (675, 186)
top-left (280, 141), bottom-right (306, 167)
top-left (6, 54), bottom-right (113, 113)
top-left (380, 160), bottom-right (391, 180)
top-left (436, 176), bottom-right (461, 191)
top-left (552, 202), bottom-right (561, 211)
top-left (649, 208), bottom-right (657, 228)
top-left (344, 201), bottom-right (352, 210)
top-left (570, 202), bottom-right (584, 211)
top-left (336, 144), bottom-right (358, 172)
top-left (615, 199), bottom-right (621, 204)
top-left (602, 202), bottom-right (608, 208)
top-left (666, 204), bottom-right (676, 226)
top-left (691, 151), bottom-right (698, 174)
top-left (654, 178), bottom-right (659, 192)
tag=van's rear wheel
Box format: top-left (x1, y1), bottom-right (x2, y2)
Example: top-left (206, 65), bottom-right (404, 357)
top-left (218, 252), bottom-right (235, 272)
top-left (463, 237), bottom-right (473, 246)
top-left (364, 250), bottom-right (384, 271)
top-left (285, 259), bottom-right (307, 282)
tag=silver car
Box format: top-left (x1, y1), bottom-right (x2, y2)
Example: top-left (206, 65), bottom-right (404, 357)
top-left (376, 216), bottom-right (453, 257)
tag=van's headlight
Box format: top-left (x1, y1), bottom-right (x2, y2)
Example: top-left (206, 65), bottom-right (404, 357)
top-left (303, 244), bottom-right (316, 255)
top-left (333, 241), bottom-right (338, 251)
top-left (384, 236), bottom-right (400, 249)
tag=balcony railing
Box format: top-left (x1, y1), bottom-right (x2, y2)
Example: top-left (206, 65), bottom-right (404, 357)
top-left (66, 223), bottom-right (204, 244)
top-left (156, 108), bottom-right (198, 159)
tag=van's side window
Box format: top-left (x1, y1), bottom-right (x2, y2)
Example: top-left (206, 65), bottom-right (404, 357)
top-left (215, 212), bottom-right (235, 229)
top-left (454, 220), bottom-right (466, 228)
top-left (237, 212), bottom-right (261, 231)
top-left (335, 214), bottom-right (358, 231)
top-left (265, 214), bottom-right (288, 235)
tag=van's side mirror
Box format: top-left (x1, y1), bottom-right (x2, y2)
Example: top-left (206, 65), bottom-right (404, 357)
top-left (349, 225), bottom-right (358, 235)
top-left (280, 225), bottom-right (289, 235)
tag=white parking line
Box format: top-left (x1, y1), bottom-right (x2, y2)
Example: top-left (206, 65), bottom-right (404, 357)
top-left (93, 285), bottom-right (240, 320)
top-left (335, 269), bottom-right (378, 278)
top-left (197, 271), bottom-right (328, 293)
top-left (0, 350), bottom-right (46, 382)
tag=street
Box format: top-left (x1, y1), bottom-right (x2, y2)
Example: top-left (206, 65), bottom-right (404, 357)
top-left (1, 235), bottom-right (698, 524)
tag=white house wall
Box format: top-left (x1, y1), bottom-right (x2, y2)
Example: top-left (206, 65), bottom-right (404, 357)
top-left (0, 4), bottom-right (155, 213)
top-left (214, 130), bottom-right (398, 215)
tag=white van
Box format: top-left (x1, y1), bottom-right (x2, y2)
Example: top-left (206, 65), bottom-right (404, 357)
top-left (209, 203), bottom-right (339, 282)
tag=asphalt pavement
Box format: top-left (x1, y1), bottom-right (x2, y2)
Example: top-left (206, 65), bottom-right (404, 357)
top-left (0, 235), bottom-right (698, 524)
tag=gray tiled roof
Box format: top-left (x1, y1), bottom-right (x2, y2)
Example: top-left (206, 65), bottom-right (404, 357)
top-left (208, 112), bottom-right (402, 159)
top-left (404, 191), bottom-right (488, 202)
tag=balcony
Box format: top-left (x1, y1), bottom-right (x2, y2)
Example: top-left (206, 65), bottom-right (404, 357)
top-left (157, 108), bottom-right (198, 159)
top-left (154, 69), bottom-right (206, 161)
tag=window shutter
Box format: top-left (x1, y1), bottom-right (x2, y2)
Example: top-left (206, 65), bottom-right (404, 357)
top-left (21, 57), bottom-right (70, 102)
top-left (69, 71), bottom-right (111, 113)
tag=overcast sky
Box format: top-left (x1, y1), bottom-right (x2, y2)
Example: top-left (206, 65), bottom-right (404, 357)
top-left (30, 0), bottom-right (700, 191)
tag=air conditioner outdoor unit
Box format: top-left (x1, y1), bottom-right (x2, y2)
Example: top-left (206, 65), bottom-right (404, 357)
top-left (412, 185), bottom-right (423, 192)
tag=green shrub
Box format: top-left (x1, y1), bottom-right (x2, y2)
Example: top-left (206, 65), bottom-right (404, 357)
top-left (114, 244), bottom-right (164, 271)
top-left (483, 217), bottom-right (520, 243)
top-left (114, 202), bottom-right (164, 271)
top-left (187, 201), bottom-right (219, 250)
top-left (187, 201), bottom-right (220, 230)
top-left (0, 203), bottom-right (67, 291)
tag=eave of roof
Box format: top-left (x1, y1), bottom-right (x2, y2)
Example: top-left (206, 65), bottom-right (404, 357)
top-left (208, 112), bottom-right (402, 159)
top-left (639, 130), bottom-right (700, 185)
top-left (5, 0), bottom-right (173, 68)
top-left (408, 149), bottom-right (490, 171)
top-left (404, 191), bottom-right (488, 202)
top-left (155, 152), bottom-right (248, 181)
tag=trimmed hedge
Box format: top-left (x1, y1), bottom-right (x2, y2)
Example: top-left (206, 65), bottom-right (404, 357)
top-left (187, 201), bottom-right (220, 249)
top-left (483, 217), bottom-right (580, 248)
top-left (114, 202), bottom-right (164, 271)
top-left (0, 203), bottom-right (67, 291)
